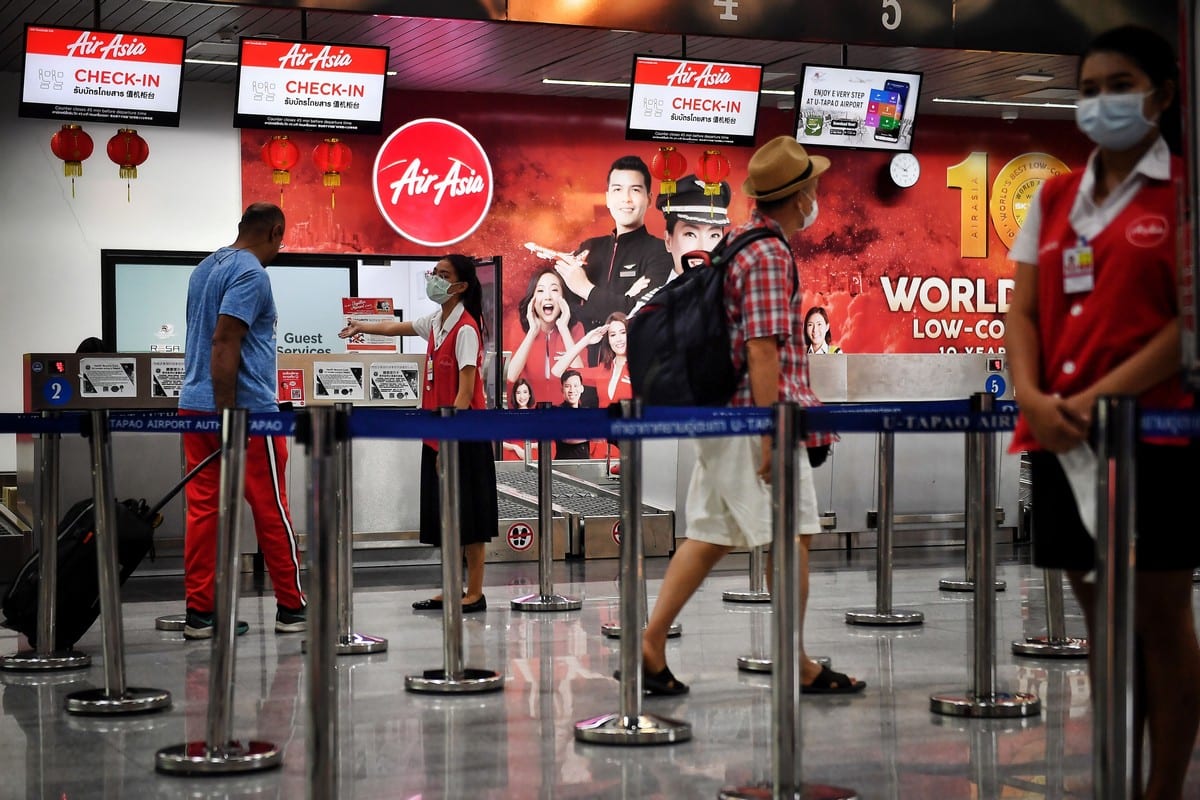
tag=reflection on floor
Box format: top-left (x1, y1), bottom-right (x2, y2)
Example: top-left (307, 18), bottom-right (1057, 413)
top-left (2, 550), bottom-right (1198, 799)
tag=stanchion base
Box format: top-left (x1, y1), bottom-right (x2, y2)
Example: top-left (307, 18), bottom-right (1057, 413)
top-left (0, 649), bottom-right (91, 672)
top-left (929, 691), bottom-right (1041, 718)
top-left (405, 667), bottom-right (504, 694)
top-left (1011, 636), bottom-right (1089, 659)
top-left (574, 712), bottom-right (691, 745)
top-left (301, 632), bottom-right (390, 655)
top-left (722, 590), bottom-right (771, 603)
top-left (844, 609), bottom-right (924, 626)
top-left (511, 593), bottom-right (583, 612)
top-left (155, 740), bottom-right (283, 775)
top-left (155, 613), bottom-right (186, 632)
top-left (938, 579), bottom-right (1006, 592)
top-left (735, 655), bottom-right (831, 674)
top-left (601, 622), bottom-right (682, 639)
top-left (719, 782), bottom-right (860, 799)
top-left (65, 686), bottom-right (171, 716)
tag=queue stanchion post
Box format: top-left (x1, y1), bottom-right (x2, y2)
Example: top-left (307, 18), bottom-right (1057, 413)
top-left (407, 407), bottom-right (503, 694)
top-left (722, 403), bottom-right (857, 800)
top-left (156, 408), bottom-right (281, 774)
top-left (575, 398), bottom-right (690, 746)
top-left (325, 403), bottom-right (386, 654)
top-left (65, 410), bottom-right (171, 715)
top-left (931, 393), bottom-right (1039, 719)
top-left (723, 546), bottom-right (771, 603)
top-left (512, 403), bottom-right (581, 612)
top-left (1093, 396), bottom-right (1137, 800)
top-left (940, 413), bottom-right (1005, 594)
top-left (846, 430), bottom-right (924, 626)
top-left (1011, 568), bottom-right (1088, 658)
top-left (1, 411), bottom-right (91, 672)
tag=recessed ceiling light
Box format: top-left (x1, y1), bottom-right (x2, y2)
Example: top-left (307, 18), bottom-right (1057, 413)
top-left (932, 97), bottom-right (1076, 109)
top-left (184, 57), bottom-right (237, 67)
top-left (1015, 71), bottom-right (1055, 82)
top-left (542, 78), bottom-right (792, 96)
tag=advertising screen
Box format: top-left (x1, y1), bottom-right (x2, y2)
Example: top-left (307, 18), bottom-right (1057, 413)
top-left (20, 24), bottom-right (185, 126)
top-left (234, 37), bottom-right (389, 134)
top-left (795, 64), bottom-right (923, 152)
top-left (626, 55), bottom-right (762, 147)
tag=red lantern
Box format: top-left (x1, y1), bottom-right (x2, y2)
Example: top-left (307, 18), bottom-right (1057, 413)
top-left (648, 146), bottom-right (687, 198)
top-left (312, 138), bottom-right (353, 208)
top-left (50, 124), bottom-right (94, 198)
top-left (262, 135), bottom-right (300, 207)
top-left (696, 149), bottom-right (731, 196)
top-left (106, 129), bottom-right (150, 202)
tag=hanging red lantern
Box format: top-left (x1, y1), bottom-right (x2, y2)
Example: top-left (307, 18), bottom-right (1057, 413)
top-left (262, 135), bottom-right (300, 207)
top-left (106, 129), bottom-right (150, 202)
top-left (696, 149), bottom-right (732, 196)
top-left (50, 124), bottom-right (94, 198)
top-left (648, 146), bottom-right (687, 198)
top-left (311, 138), bottom-right (353, 209)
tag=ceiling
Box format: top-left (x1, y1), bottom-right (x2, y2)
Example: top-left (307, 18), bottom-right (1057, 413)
top-left (2, 0), bottom-right (1082, 120)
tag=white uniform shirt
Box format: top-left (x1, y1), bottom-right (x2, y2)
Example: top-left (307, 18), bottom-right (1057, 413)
top-left (411, 304), bottom-right (480, 369)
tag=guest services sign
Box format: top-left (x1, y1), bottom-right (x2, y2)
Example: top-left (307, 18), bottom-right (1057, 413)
top-left (372, 118), bottom-right (494, 247)
top-left (234, 38), bottom-right (389, 134)
top-left (20, 25), bottom-right (185, 126)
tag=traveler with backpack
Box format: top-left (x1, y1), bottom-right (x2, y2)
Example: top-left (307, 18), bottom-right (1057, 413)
top-left (638, 137), bottom-right (864, 696)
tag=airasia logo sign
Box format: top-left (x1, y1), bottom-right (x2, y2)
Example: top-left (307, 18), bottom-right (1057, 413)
top-left (1126, 214), bottom-right (1168, 248)
top-left (372, 118), bottom-right (493, 247)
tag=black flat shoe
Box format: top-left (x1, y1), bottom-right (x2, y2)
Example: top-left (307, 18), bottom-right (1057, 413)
top-left (462, 595), bottom-right (487, 613)
top-left (612, 665), bottom-right (690, 696)
top-left (412, 597), bottom-right (443, 611)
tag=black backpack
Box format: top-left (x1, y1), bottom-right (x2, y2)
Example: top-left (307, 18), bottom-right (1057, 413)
top-left (628, 226), bottom-right (789, 406)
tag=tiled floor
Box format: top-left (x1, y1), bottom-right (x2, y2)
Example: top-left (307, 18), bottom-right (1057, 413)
top-left (1, 550), bottom-right (1197, 799)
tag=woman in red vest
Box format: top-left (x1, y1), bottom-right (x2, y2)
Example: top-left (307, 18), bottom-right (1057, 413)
top-left (340, 255), bottom-right (498, 613)
top-left (1006, 26), bottom-right (1199, 798)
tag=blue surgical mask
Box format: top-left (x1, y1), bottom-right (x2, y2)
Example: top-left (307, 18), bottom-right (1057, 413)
top-left (801, 196), bottom-right (819, 231)
top-left (425, 273), bottom-right (454, 305)
top-left (1075, 91), bottom-right (1158, 151)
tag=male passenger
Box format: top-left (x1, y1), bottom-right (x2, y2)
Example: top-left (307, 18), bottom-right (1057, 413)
top-left (178, 202), bottom-right (307, 639)
top-left (639, 138), bottom-right (863, 695)
top-left (554, 155), bottom-right (674, 328)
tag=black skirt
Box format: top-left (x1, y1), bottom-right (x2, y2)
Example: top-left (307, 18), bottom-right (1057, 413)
top-left (419, 443), bottom-right (499, 547)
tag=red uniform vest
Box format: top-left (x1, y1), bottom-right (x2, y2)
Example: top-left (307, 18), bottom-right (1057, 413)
top-left (1011, 158), bottom-right (1191, 451)
top-left (422, 310), bottom-right (485, 449)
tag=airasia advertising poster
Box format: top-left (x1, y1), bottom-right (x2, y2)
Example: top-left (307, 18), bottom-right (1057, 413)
top-left (240, 90), bottom-right (1092, 382)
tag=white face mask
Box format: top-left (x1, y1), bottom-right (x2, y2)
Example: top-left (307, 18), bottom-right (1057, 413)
top-left (425, 273), bottom-right (454, 305)
top-left (1075, 90), bottom-right (1158, 151)
top-left (800, 196), bottom-right (819, 231)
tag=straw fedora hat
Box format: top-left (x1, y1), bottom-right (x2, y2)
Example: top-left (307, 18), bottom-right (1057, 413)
top-left (742, 136), bottom-right (831, 202)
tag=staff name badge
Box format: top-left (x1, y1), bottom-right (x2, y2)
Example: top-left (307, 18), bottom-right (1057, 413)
top-left (1062, 241), bottom-right (1094, 294)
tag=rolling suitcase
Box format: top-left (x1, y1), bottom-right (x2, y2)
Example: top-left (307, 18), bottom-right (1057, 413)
top-left (1, 448), bottom-right (220, 649)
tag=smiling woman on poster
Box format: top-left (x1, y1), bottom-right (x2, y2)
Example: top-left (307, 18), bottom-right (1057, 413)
top-left (804, 306), bottom-right (842, 354)
top-left (505, 268), bottom-right (585, 403)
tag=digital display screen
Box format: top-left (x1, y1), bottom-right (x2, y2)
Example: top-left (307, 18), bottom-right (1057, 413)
top-left (795, 64), bottom-right (923, 152)
top-left (626, 55), bottom-right (762, 147)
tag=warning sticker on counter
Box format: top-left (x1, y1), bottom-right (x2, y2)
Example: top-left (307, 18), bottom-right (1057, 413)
top-left (369, 362), bottom-right (419, 401)
top-left (278, 368), bottom-right (306, 406)
top-left (313, 363), bottom-right (364, 400)
top-left (80, 357), bottom-right (137, 398)
top-left (150, 358), bottom-right (185, 398)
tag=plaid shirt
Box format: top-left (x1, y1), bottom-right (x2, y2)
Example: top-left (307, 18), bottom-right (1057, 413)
top-left (724, 209), bottom-right (832, 448)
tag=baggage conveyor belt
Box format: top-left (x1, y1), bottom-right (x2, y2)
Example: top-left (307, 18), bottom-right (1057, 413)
top-left (495, 464), bottom-right (674, 558)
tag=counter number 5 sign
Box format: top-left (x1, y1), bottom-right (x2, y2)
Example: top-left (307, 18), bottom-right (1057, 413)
top-left (882, 0), bottom-right (902, 30)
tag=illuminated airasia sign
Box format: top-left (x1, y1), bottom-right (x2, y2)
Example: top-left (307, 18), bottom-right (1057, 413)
top-left (372, 118), bottom-right (494, 247)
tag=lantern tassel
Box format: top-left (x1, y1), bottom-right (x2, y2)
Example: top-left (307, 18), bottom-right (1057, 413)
top-left (126, 180), bottom-right (131, 203)
top-left (71, 177), bottom-right (76, 199)
top-left (119, 166), bottom-right (138, 180)
top-left (272, 169), bottom-right (291, 185)
top-left (63, 161), bottom-right (82, 178)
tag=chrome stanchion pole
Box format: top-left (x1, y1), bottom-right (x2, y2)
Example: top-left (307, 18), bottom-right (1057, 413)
top-left (407, 407), bottom-right (503, 694)
top-left (1093, 396), bottom-right (1137, 800)
top-left (65, 411), bottom-right (171, 715)
top-left (332, 403), bottom-right (386, 653)
top-left (940, 419), bottom-right (1006, 593)
top-left (575, 398), bottom-right (690, 745)
top-left (157, 409), bottom-right (281, 773)
top-left (846, 431), bottom-right (923, 626)
top-left (722, 403), bottom-right (857, 800)
top-left (306, 406), bottom-right (339, 796)
top-left (723, 546), bottom-right (771, 603)
top-left (1012, 568), bottom-right (1088, 658)
top-left (513, 403), bottom-right (581, 612)
top-left (931, 393), bottom-right (1039, 718)
top-left (1, 411), bottom-right (91, 671)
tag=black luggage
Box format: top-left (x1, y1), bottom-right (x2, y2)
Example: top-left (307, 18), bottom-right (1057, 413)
top-left (1, 449), bottom-right (219, 649)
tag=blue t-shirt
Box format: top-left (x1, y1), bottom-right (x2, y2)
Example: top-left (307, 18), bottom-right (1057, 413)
top-left (178, 247), bottom-right (279, 413)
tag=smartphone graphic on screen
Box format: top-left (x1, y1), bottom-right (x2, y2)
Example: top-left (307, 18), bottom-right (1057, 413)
top-left (875, 79), bottom-right (910, 144)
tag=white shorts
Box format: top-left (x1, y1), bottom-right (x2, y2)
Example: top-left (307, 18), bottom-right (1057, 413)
top-left (685, 435), bottom-right (821, 549)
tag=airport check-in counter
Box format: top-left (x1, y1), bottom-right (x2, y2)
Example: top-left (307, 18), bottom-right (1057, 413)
top-left (17, 352), bottom-right (674, 568)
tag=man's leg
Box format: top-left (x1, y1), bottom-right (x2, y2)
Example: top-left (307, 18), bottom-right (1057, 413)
top-left (182, 427), bottom-right (221, 613)
top-left (244, 434), bottom-right (305, 610)
top-left (643, 539), bottom-right (732, 673)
